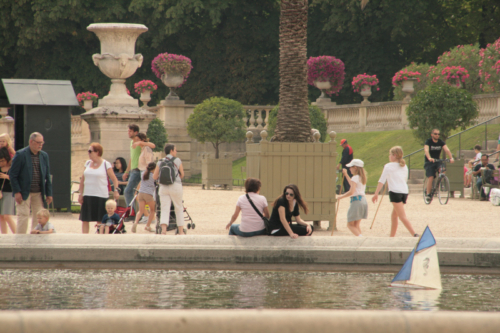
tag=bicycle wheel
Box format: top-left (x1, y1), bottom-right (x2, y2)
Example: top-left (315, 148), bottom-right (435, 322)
top-left (438, 175), bottom-right (450, 205)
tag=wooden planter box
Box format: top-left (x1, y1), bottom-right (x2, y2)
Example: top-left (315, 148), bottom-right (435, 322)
top-left (202, 156), bottom-right (233, 190)
top-left (246, 134), bottom-right (338, 230)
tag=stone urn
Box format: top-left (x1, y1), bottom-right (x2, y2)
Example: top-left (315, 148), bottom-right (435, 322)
top-left (140, 90), bottom-right (152, 107)
top-left (401, 78), bottom-right (417, 102)
top-left (449, 78), bottom-right (463, 88)
top-left (83, 100), bottom-right (93, 111)
top-left (161, 73), bottom-right (184, 100)
top-left (360, 84), bottom-right (372, 104)
top-left (314, 80), bottom-right (331, 99)
top-left (87, 23), bottom-right (148, 107)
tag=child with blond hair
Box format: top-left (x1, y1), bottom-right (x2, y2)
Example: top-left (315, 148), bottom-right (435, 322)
top-left (0, 133), bottom-right (15, 158)
top-left (337, 159), bottom-right (368, 236)
top-left (100, 200), bottom-right (120, 234)
top-left (31, 209), bottom-right (55, 234)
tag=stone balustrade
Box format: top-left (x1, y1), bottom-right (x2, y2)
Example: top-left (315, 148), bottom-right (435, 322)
top-left (243, 106), bottom-right (273, 130)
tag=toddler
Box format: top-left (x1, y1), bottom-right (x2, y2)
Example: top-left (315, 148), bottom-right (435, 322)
top-left (100, 200), bottom-right (120, 234)
top-left (31, 209), bottom-right (55, 234)
top-left (0, 133), bottom-right (15, 158)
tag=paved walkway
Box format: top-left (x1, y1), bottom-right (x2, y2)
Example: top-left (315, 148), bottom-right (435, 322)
top-left (4, 186), bottom-right (500, 238)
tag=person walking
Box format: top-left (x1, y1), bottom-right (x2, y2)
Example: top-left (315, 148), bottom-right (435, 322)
top-left (0, 147), bottom-right (16, 234)
top-left (226, 178), bottom-right (269, 237)
top-left (78, 143), bottom-right (120, 234)
top-left (336, 139), bottom-right (354, 192)
top-left (372, 146), bottom-right (418, 238)
top-left (122, 124), bottom-right (155, 208)
top-left (9, 132), bottom-right (52, 234)
top-left (424, 128), bottom-right (454, 203)
top-left (336, 159), bottom-right (368, 237)
top-left (131, 162), bottom-right (157, 233)
top-left (153, 144), bottom-right (185, 235)
top-left (267, 184), bottom-right (313, 238)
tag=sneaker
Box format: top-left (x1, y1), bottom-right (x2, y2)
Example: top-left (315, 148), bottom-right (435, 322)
top-left (138, 216), bottom-right (149, 224)
top-left (414, 234), bottom-right (420, 238)
top-left (424, 194), bottom-right (432, 203)
top-left (131, 223), bottom-right (137, 233)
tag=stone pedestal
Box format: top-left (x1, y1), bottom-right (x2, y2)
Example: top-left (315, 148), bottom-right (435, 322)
top-left (81, 106), bottom-right (156, 163)
top-left (0, 108), bottom-right (14, 140)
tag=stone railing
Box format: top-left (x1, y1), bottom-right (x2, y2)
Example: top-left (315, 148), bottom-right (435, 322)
top-left (243, 106), bottom-right (274, 130)
top-left (324, 93), bottom-right (500, 133)
top-left (71, 115), bottom-right (90, 145)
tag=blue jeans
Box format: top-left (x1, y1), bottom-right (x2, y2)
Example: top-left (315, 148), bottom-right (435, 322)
top-left (477, 177), bottom-right (489, 198)
top-left (229, 224), bottom-right (267, 237)
top-left (124, 169), bottom-right (141, 206)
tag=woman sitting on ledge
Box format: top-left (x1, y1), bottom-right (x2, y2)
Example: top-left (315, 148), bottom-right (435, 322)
top-left (268, 184), bottom-right (313, 238)
top-left (226, 178), bottom-right (269, 237)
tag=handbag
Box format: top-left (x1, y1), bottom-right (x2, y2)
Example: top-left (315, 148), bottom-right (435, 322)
top-left (0, 177), bottom-right (5, 200)
top-left (102, 160), bottom-right (111, 192)
top-left (246, 194), bottom-right (271, 234)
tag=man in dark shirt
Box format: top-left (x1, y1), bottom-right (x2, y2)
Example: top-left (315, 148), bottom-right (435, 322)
top-left (424, 129), bottom-right (454, 203)
top-left (472, 154), bottom-right (495, 201)
top-left (336, 139), bottom-right (353, 192)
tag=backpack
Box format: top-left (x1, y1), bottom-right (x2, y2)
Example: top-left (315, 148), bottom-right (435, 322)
top-left (158, 157), bottom-right (178, 185)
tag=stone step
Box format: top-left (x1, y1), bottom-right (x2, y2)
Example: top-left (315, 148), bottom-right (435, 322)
top-left (459, 150), bottom-right (497, 160)
top-left (408, 178), bottom-right (424, 185)
top-left (409, 169), bottom-right (424, 180)
top-left (408, 183), bottom-right (423, 194)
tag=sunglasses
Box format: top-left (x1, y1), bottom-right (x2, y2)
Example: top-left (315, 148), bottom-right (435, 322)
top-left (432, 133), bottom-right (440, 136)
top-left (88, 150), bottom-right (94, 154)
top-left (285, 192), bottom-right (294, 197)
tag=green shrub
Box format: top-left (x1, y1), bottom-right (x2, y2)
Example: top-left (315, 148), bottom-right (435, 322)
top-left (147, 118), bottom-right (168, 152)
top-left (267, 104), bottom-right (327, 142)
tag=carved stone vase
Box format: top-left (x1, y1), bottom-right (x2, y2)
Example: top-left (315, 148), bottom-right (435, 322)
top-left (360, 84), bottom-right (372, 104)
top-left (140, 90), bottom-right (152, 107)
top-left (314, 80), bottom-right (331, 99)
top-left (83, 100), bottom-right (93, 111)
top-left (161, 73), bottom-right (184, 100)
top-left (87, 23), bottom-right (148, 107)
top-left (401, 79), bottom-right (416, 102)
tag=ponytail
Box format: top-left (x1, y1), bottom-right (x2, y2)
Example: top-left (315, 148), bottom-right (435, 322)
top-left (390, 146), bottom-right (406, 167)
top-left (143, 162), bottom-right (156, 180)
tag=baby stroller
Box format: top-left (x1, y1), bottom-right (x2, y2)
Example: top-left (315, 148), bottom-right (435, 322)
top-left (95, 193), bottom-right (137, 234)
top-left (154, 184), bottom-right (195, 234)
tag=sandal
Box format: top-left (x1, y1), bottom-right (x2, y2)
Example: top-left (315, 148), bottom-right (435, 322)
top-left (145, 226), bottom-right (155, 232)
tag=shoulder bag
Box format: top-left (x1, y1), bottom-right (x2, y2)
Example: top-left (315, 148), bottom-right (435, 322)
top-left (0, 176), bottom-right (5, 200)
top-left (246, 194), bottom-right (270, 234)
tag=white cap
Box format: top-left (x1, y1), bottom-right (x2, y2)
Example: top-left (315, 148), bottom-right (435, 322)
top-left (346, 159), bottom-right (364, 168)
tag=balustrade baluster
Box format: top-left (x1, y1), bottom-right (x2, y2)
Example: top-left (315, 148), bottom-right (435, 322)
top-left (248, 109), bottom-right (256, 129)
top-left (256, 109), bottom-right (263, 129)
top-left (264, 109), bottom-right (270, 129)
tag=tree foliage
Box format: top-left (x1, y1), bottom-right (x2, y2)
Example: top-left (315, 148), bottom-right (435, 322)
top-left (267, 104), bottom-right (327, 142)
top-left (146, 118), bottom-right (168, 152)
top-left (186, 97), bottom-right (246, 158)
top-left (407, 84), bottom-right (479, 143)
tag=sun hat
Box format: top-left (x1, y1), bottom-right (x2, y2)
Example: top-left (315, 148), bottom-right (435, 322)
top-left (340, 139), bottom-right (347, 145)
top-left (346, 159), bottom-right (364, 168)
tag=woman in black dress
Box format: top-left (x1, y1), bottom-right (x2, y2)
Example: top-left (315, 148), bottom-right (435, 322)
top-left (268, 184), bottom-right (313, 238)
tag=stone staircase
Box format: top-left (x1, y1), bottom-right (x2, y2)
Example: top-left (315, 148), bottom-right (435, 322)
top-left (408, 169), bottom-right (425, 194)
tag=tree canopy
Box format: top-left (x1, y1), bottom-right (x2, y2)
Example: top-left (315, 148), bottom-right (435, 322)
top-left (1, 0), bottom-right (499, 107)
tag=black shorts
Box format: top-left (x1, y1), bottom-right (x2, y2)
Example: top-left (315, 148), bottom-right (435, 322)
top-left (389, 191), bottom-right (408, 204)
top-left (424, 161), bottom-right (439, 178)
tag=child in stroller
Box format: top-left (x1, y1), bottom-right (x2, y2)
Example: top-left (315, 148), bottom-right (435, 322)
top-left (97, 199), bottom-right (126, 234)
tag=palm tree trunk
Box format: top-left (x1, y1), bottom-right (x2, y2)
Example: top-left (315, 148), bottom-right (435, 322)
top-left (274, 0), bottom-right (311, 142)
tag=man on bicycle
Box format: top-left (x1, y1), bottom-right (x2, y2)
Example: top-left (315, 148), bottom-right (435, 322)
top-left (424, 129), bottom-right (454, 203)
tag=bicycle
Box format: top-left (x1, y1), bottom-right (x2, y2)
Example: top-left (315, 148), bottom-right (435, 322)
top-left (423, 158), bottom-right (450, 205)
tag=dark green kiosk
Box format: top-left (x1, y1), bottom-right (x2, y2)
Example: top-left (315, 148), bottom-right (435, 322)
top-left (1, 79), bottom-right (79, 211)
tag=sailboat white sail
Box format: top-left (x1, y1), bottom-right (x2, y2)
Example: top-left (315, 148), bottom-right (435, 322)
top-left (390, 226), bottom-right (442, 289)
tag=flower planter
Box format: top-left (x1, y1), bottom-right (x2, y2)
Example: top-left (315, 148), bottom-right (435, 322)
top-left (140, 90), bottom-right (152, 107)
top-left (314, 80), bottom-right (331, 99)
top-left (83, 100), bottom-right (93, 111)
top-left (360, 84), bottom-right (372, 104)
top-left (161, 73), bottom-right (184, 100)
top-left (201, 156), bottom-right (233, 190)
top-left (401, 79), bottom-right (416, 102)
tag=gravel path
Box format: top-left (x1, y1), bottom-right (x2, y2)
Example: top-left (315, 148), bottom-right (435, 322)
top-left (9, 185), bottom-right (500, 237)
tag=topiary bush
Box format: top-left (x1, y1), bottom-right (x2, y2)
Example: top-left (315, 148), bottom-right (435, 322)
top-left (407, 84), bottom-right (478, 143)
top-left (187, 97), bottom-right (246, 158)
top-left (267, 104), bottom-right (327, 142)
top-left (392, 63), bottom-right (430, 101)
top-left (147, 118), bottom-right (168, 152)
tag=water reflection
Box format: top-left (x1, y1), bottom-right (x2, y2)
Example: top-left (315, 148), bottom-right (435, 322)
top-left (0, 270), bottom-right (499, 311)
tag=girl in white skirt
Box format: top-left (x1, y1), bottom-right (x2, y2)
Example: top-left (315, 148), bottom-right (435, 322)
top-left (337, 159), bottom-right (367, 236)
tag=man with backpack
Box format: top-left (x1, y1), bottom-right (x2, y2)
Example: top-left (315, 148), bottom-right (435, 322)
top-left (153, 144), bottom-right (185, 235)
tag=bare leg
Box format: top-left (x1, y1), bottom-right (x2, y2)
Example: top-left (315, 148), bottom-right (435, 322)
top-left (0, 216), bottom-right (6, 234)
top-left (392, 202), bottom-right (416, 236)
top-left (82, 221), bottom-right (90, 234)
top-left (132, 201), bottom-right (146, 233)
top-left (177, 226), bottom-right (185, 235)
top-left (347, 220), bottom-right (361, 236)
top-left (426, 176), bottom-right (434, 196)
top-left (495, 144), bottom-right (500, 160)
top-left (4, 215), bottom-right (16, 233)
top-left (390, 208), bottom-right (398, 237)
top-left (161, 224), bottom-right (167, 235)
top-left (354, 220), bottom-right (362, 235)
top-left (146, 201), bottom-right (155, 229)
top-left (105, 226), bottom-right (110, 234)
top-left (99, 224), bottom-right (104, 234)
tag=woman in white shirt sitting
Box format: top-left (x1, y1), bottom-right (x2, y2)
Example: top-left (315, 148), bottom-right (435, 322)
top-left (372, 146), bottom-right (418, 237)
top-left (336, 159), bottom-right (368, 236)
top-left (226, 178), bottom-right (269, 237)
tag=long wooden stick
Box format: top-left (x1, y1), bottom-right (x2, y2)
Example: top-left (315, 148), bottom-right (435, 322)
top-left (331, 172), bottom-right (345, 236)
top-left (370, 183), bottom-right (387, 230)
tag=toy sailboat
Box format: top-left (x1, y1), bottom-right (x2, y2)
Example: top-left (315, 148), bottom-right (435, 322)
top-left (390, 226), bottom-right (442, 289)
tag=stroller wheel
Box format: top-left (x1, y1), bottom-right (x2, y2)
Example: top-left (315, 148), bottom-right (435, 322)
top-left (187, 223), bottom-right (191, 229)
top-left (175, 228), bottom-right (188, 235)
top-left (191, 223), bottom-right (196, 229)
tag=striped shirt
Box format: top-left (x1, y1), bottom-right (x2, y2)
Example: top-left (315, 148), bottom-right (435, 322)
top-left (139, 171), bottom-right (156, 196)
top-left (30, 152), bottom-right (41, 193)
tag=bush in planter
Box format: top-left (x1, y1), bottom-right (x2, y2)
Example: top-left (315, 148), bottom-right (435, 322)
top-left (407, 84), bottom-right (478, 142)
top-left (151, 53), bottom-right (192, 87)
top-left (134, 80), bottom-right (158, 95)
top-left (146, 118), bottom-right (168, 152)
top-left (76, 92), bottom-right (98, 108)
top-left (187, 97), bottom-right (246, 158)
top-left (307, 56), bottom-right (345, 96)
top-left (352, 74), bottom-right (379, 93)
top-left (393, 63), bottom-right (430, 101)
top-left (267, 104), bottom-right (327, 142)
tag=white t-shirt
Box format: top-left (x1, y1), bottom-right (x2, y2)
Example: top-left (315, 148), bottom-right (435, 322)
top-left (34, 222), bottom-right (56, 233)
top-left (83, 160), bottom-right (113, 198)
top-left (475, 152), bottom-right (482, 161)
top-left (378, 162), bottom-right (408, 194)
top-left (350, 175), bottom-right (366, 197)
top-left (236, 192), bottom-right (268, 232)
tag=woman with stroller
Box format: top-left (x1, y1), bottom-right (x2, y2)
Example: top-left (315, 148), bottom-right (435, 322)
top-left (131, 162), bottom-right (157, 233)
top-left (226, 178), bottom-right (269, 237)
top-left (153, 144), bottom-right (185, 235)
top-left (268, 184), bottom-right (313, 238)
top-left (372, 146), bottom-right (418, 237)
top-left (78, 143), bottom-right (120, 234)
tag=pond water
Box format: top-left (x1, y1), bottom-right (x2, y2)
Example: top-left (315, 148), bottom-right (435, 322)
top-left (0, 270), bottom-right (499, 311)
